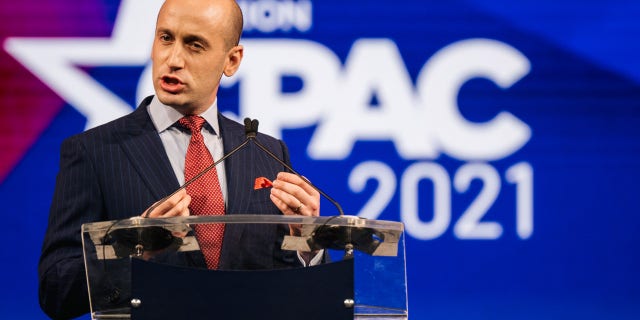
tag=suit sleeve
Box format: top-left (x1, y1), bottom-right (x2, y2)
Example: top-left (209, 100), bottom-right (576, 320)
top-left (39, 136), bottom-right (105, 319)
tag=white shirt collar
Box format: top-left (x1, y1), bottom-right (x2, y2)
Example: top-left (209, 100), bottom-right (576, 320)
top-left (147, 96), bottom-right (220, 135)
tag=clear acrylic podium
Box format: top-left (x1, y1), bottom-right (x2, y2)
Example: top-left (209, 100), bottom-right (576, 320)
top-left (82, 214), bottom-right (407, 319)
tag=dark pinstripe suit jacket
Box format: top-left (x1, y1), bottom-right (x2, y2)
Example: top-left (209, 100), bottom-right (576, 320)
top-left (39, 96), bottom-right (299, 319)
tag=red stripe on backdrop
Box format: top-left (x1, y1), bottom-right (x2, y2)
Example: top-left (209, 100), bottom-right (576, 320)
top-left (0, 0), bottom-right (114, 182)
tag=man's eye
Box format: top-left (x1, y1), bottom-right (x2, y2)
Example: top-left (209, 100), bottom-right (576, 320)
top-left (190, 43), bottom-right (204, 51)
top-left (160, 34), bottom-right (172, 41)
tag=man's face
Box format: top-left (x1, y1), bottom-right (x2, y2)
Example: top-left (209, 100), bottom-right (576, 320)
top-left (151, 0), bottom-right (242, 114)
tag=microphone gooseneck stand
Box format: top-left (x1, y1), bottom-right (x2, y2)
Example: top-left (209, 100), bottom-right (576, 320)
top-left (103, 118), bottom-right (367, 262)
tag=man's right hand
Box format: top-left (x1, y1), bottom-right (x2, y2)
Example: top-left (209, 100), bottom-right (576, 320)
top-left (143, 189), bottom-right (191, 218)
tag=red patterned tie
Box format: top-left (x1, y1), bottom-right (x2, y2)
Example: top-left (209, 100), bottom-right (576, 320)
top-left (179, 115), bottom-right (225, 269)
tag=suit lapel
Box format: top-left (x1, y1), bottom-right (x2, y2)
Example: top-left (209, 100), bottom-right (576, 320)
top-left (116, 97), bottom-right (180, 200)
top-left (218, 114), bottom-right (248, 267)
top-left (219, 114), bottom-right (253, 214)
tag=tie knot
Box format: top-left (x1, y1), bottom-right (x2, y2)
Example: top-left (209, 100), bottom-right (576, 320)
top-left (178, 115), bottom-right (206, 133)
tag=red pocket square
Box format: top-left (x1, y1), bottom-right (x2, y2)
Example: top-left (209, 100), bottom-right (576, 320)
top-left (254, 177), bottom-right (273, 190)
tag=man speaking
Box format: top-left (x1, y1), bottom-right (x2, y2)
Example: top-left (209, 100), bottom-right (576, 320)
top-left (39, 0), bottom-right (321, 318)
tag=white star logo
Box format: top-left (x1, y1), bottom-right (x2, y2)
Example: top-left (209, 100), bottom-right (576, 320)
top-left (4, 0), bottom-right (163, 129)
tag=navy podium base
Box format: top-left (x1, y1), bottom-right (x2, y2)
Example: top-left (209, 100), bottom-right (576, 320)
top-left (130, 258), bottom-right (355, 319)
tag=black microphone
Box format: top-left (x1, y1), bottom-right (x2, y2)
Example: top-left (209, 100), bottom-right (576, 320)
top-left (244, 117), bottom-right (258, 138)
top-left (242, 118), bottom-right (345, 216)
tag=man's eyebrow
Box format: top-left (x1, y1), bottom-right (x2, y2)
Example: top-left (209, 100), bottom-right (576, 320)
top-left (154, 28), bottom-right (211, 48)
top-left (156, 27), bottom-right (172, 35)
top-left (183, 34), bottom-right (210, 48)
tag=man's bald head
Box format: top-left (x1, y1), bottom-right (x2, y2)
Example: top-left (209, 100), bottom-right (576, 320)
top-left (227, 0), bottom-right (243, 48)
top-left (158, 0), bottom-right (243, 50)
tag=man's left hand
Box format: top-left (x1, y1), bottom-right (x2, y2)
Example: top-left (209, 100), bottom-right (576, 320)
top-left (270, 172), bottom-right (320, 236)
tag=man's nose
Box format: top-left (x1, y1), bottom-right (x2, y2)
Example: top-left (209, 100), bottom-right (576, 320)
top-left (166, 45), bottom-right (185, 70)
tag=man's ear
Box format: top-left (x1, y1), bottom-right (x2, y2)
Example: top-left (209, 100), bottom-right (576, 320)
top-left (223, 45), bottom-right (244, 77)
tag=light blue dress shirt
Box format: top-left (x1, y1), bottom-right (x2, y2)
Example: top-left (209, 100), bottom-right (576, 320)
top-left (146, 96), bottom-right (228, 204)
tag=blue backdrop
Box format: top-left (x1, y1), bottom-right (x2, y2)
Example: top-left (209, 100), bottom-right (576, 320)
top-left (1, 0), bottom-right (639, 318)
